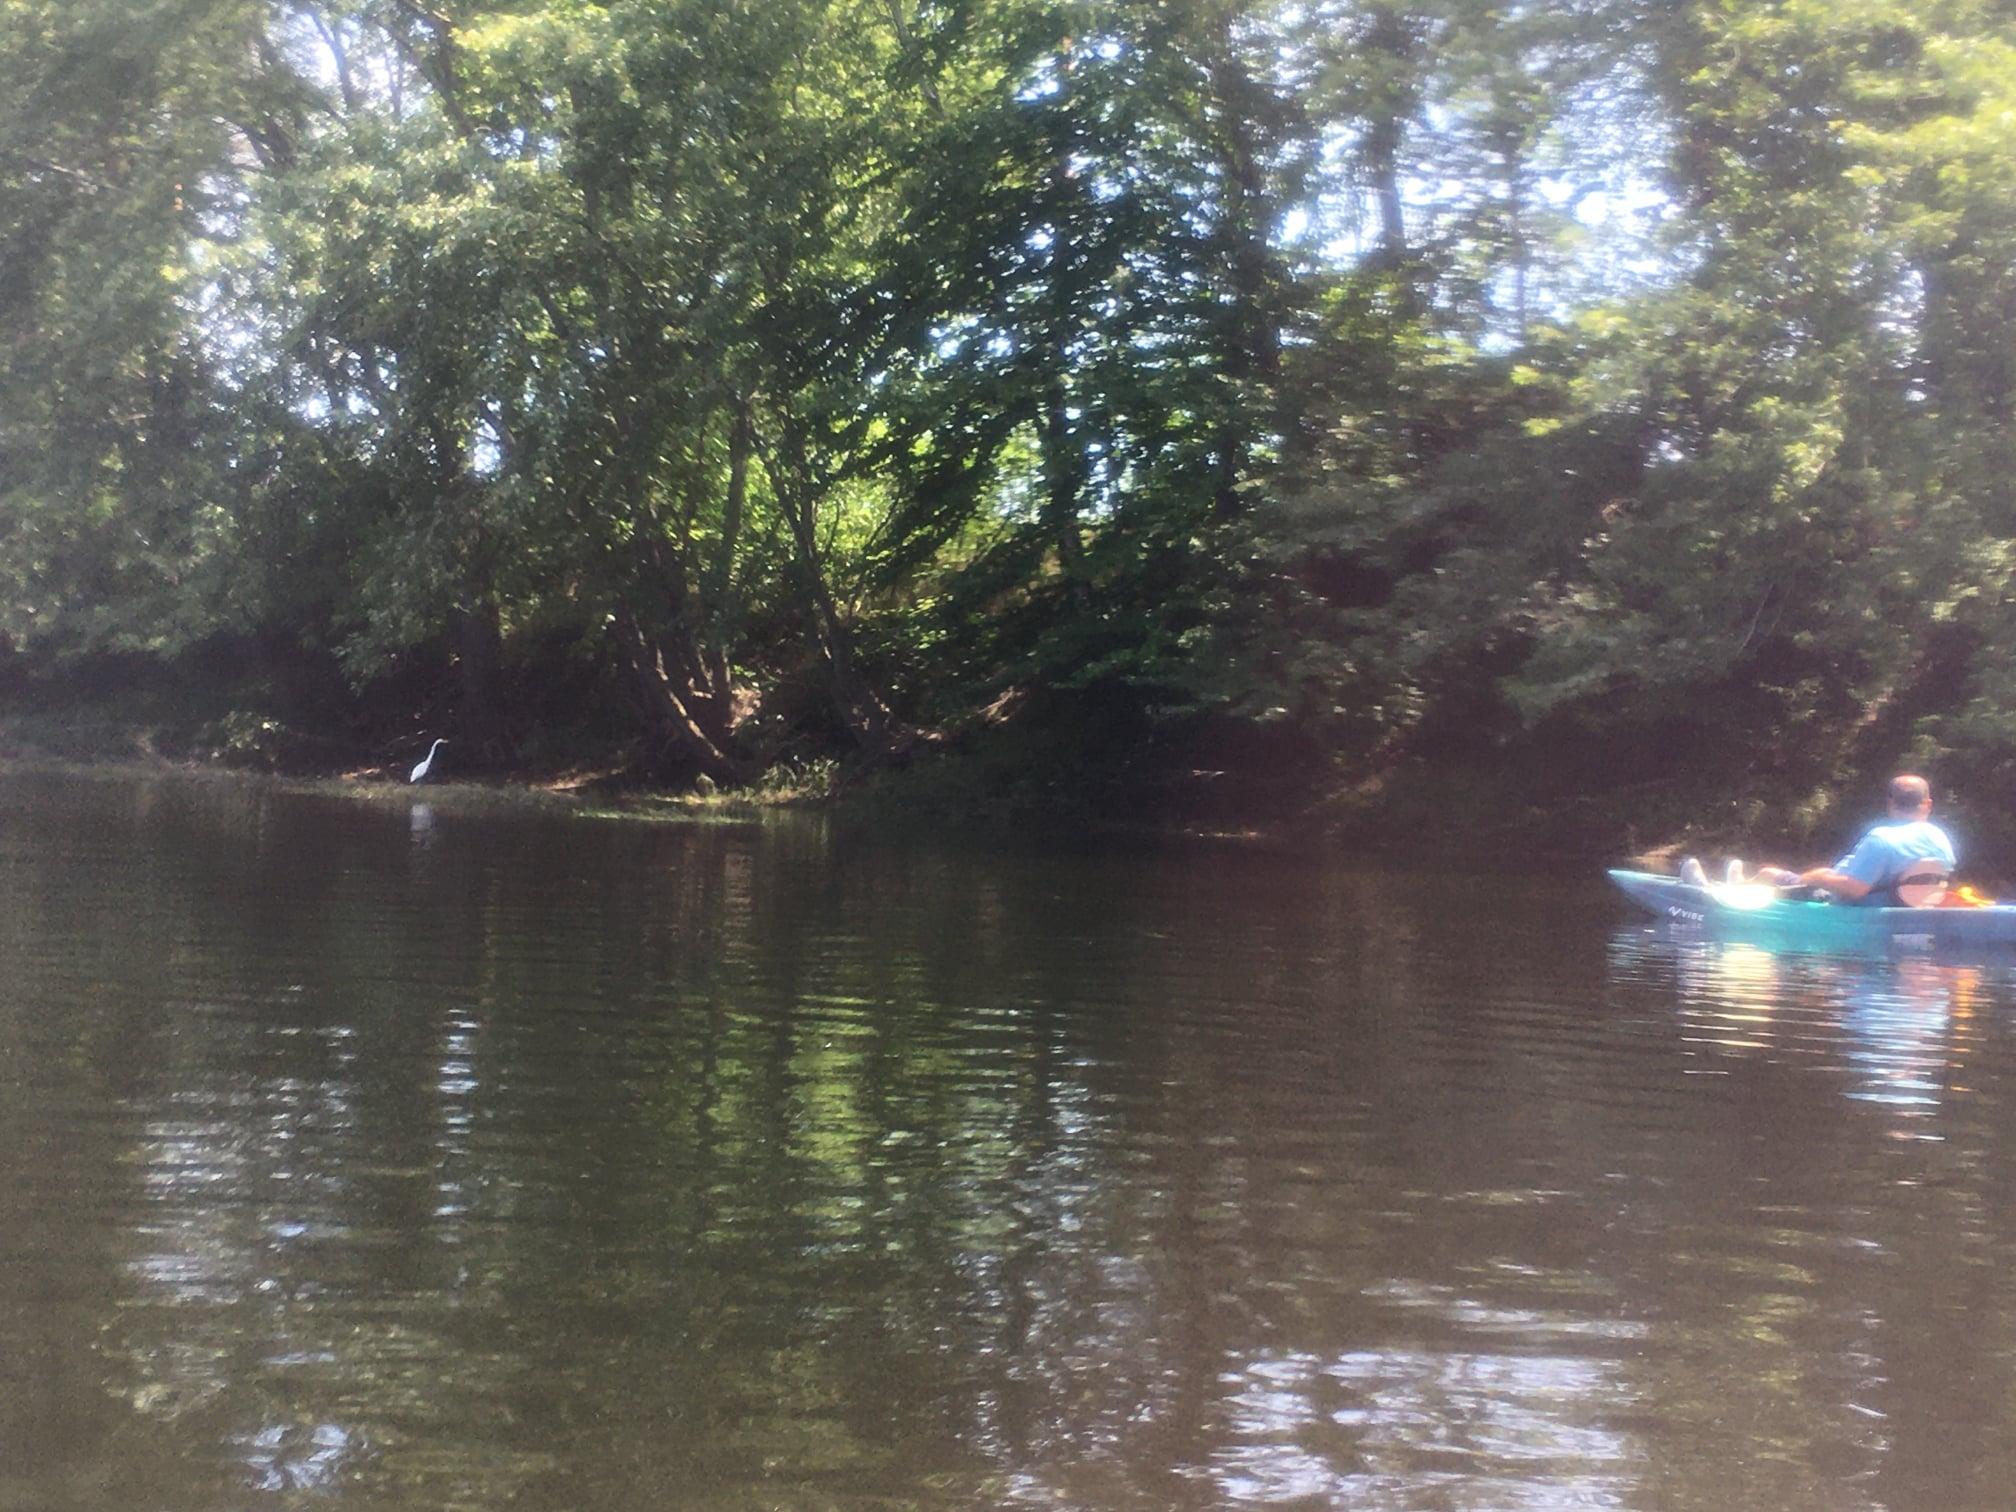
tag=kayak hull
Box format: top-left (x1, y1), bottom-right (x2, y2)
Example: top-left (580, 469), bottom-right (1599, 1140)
top-left (1608, 869), bottom-right (2016, 952)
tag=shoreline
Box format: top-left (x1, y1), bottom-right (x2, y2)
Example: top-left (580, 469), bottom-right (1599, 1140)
top-left (0, 742), bottom-right (1721, 874)
top-left (5, 722), bottom-right (2000, 886)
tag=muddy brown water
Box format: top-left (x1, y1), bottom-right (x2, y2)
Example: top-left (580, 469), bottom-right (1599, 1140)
top-left (3, 769), bottom-right (2013, 1509)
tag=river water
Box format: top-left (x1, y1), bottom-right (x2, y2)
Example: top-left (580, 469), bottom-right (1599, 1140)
top-left (3, 769), bottom-right (2014, 1510)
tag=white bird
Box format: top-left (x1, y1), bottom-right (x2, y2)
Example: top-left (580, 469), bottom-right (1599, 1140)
top-left (409, 738), bottom-right (448, 784)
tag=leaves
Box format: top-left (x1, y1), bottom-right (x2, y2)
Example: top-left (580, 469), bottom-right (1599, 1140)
top-left (7, 0), bottom-right (2016, 799)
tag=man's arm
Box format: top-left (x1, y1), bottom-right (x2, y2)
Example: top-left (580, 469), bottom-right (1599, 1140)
top-left (1805, 831), bottom-right (1893, 902)
top-left (1797, 866), bottom-right (1872, 902)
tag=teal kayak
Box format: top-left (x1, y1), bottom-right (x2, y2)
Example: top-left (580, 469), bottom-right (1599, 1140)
top-left (1608, 868), bottom-right (2016, 951)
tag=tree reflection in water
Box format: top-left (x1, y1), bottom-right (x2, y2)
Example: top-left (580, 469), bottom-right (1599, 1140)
top-left (14, 772), bottom-right (2016, 1507)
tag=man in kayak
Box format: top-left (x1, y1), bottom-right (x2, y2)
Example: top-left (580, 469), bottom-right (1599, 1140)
top-left (1682, 773), bottom-right (1956, 904)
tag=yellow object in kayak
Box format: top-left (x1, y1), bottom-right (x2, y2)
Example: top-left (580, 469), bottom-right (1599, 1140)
top-left (1941, 884), bottom-right (1996, 908)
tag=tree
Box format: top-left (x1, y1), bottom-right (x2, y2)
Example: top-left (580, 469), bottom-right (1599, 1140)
top-left (0, 0), bottom-right (309, 666)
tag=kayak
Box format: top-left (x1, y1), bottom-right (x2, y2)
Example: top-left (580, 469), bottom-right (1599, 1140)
top-left (1608, 868), bottom-right (2016, 952)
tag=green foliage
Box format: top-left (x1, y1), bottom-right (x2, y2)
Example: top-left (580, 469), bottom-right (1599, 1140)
top-left (7, 0), bottom-right (2016, 822)
top-left (1256, 0), bottom-right (2016, 808)
top-left (0, 0), bottom-right (286, 660)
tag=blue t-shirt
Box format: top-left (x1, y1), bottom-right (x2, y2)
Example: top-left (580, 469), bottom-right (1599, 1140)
top-left (1834, 819), bottom-right (1957, 899)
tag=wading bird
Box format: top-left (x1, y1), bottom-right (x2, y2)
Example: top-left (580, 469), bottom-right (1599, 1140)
top-left (409, 738), bottom-right (448, 784)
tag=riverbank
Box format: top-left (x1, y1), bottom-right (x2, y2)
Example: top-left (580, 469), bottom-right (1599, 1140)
top-left (13, 704), bottom-right (2003, 889)
top-left (0, 743), bottom-right (822, 830)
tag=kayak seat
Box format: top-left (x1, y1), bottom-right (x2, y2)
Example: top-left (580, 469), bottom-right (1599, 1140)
top-left (1892, 860), bottom-right (1951, 908)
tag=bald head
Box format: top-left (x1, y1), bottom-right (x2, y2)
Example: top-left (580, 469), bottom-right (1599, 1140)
top-left (1887, 773), bottom-right (1932, 817)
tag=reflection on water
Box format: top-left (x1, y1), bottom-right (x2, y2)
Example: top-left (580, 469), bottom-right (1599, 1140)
top-left (1603, 923), bottom-right (2016, 1510)
top-left (8, 772), bottom-right (2016, 1508)
top-left (1609, 927), bottom-right (1993, 1132)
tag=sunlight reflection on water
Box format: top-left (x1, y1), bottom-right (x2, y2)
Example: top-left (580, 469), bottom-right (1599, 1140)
top-left (8, 774), bottom-right (2016, 1508)
top-left (1609, 926), bottom-right (2003, 1130)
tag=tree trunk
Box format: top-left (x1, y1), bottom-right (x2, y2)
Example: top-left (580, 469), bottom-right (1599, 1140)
top-left (450, 601), bottom-right (503, 754)
top-left (1048, 138), bottom-right (1096, 596)
top-left (1505, 143), bottom-right (1531, 345)
top-left (612, 608), bottom-right (749, 785)
top-left (1204, 41), bottom-right (1284, 519)
top-left (702, 394), bottom-right (752, 701)
top-left (1361, 8), bottom-right (1417, 278)
top-left (763, 419), bottom-right (908, 761)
